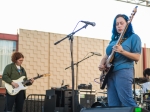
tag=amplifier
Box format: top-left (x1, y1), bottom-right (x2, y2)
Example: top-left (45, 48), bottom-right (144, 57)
top-left (44, 89), bottom-right (81, 112)
top-left (78, 84), bottom-right (92, 90)
top-left (44, 94), bottom-right (56, 112)
top-left (78, 89), bottom-right (96, 108)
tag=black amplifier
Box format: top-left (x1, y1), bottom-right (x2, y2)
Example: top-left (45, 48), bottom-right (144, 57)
top-left (78, 89), bottom-right (96, 108)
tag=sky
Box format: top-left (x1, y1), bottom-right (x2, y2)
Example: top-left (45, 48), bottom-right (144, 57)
top-left (0, 0), bottom-right (150, 47)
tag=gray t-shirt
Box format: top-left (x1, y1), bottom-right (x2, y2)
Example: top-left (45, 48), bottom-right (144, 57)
top-left (106, 33), bottom-right (142, 71)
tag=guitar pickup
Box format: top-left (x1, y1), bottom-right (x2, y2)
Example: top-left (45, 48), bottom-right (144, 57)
top-left (22, 82), bottom-right (26, 87)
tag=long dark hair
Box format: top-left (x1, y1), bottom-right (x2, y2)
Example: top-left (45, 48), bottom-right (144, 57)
top-left (111, 14), bottom-right (134, 42)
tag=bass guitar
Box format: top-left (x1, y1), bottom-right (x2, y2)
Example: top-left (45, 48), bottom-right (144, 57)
top-left (5, 73), bottom-right (50, 95)
top-left (100, 6), bottom-right (138, 89)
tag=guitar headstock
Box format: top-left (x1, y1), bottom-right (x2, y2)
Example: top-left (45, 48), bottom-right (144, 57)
top-left (42, 74), bottom-right (51, 77)
top-left (128, 6), bottom-right (138, 23)
top-left (31, 73), bottom-right (51, 80)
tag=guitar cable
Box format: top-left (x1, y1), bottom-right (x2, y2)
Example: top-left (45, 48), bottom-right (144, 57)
top-left (94, 77), bottom-right (101, 84)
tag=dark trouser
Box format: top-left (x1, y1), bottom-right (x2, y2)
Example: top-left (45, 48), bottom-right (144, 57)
top-left (4, 90), bottom-right (25, 112)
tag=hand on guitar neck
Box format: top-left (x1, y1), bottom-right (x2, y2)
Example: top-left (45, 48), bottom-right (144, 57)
top-left (29, 78), bottom-right (34, 84)
top-left (113, 45), bottom-right (124, 53)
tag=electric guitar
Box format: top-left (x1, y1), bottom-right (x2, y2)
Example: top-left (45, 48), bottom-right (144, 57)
top-left (5, 73), bottom-right (50, 95)
top-left (100, 6), bottom-right (138, 89)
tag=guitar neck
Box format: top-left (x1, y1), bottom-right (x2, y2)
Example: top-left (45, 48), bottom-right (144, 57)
top-left (24, 75), bottom-right (43, 85)
top-left (108, 23), bottom-right (129, 63)
top-left (33, 75), bottom-right (43, 80)
top-left (116, 23), bottom-right (129, 45)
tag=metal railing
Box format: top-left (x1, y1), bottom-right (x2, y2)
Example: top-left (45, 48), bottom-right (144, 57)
top-left (24, 94), bottom-right (46, 112)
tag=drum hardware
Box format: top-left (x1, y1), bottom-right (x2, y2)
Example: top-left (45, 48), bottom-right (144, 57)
top-left (94, 96), bottom-right (108, 108)
top-left (97, 96), bottom-right (107, 102)
top-left (95, 90), bottom-right (108, 108)
top-left (133, 84), bottom-right (144, 107)
top-left (134, 82), bottom-right (150, 110)
top-left (132, 77), bottom-right (149, 108)
top-left (96, 91), bottom-right (107, 104)
top-left (133, 77), bottom-right (148, 100)
top-left (143, 99), bottom-right (150, 110)
top-left (91, 101), bottom-right (108, 108)
top-left (134, 78), bottom-right (149, 84)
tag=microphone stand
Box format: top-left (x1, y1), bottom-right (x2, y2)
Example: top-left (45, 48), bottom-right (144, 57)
top-left (89, 83), bottom-right (92, 107)
top-left (59, 81), bottom-right (64, 112)
top-left (54, 24), bottom-right (88, 112)
top-left (65, 53), bottom-right (95, 90)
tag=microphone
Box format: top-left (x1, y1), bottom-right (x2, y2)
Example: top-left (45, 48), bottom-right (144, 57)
top-left (80, 21), bottom-right (96, 26)
top-left (91, 52), bottom-right (101, 56)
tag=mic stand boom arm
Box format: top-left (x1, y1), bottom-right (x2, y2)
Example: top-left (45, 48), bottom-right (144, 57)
top-left (54, 24), bottom-right (88, 45)
top-left (54, 24), bottom-right (88, 112)
top-left (65, 53), bottom-right (95, 90)
top-left (65, 53), bottom-right (94, 70)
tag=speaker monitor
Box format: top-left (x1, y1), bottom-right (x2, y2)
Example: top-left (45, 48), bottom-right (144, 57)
top-left (80, 107), bottom-right (150, 112)
top-left (44, 94), bottom-right (57, 112)
top-left (44, 89), bottom-right (82, 112)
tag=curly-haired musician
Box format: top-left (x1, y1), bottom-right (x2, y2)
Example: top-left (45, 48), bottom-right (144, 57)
top-left (2, 51), bottom-right (34, 112)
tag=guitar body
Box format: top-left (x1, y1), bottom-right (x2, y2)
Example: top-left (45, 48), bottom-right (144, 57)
top-left (100, 65), bottom-right (114, 89)
top-left (5, 76), bottom-right (28, 95)
top-left (4, 73), bottom-right (50, 95)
